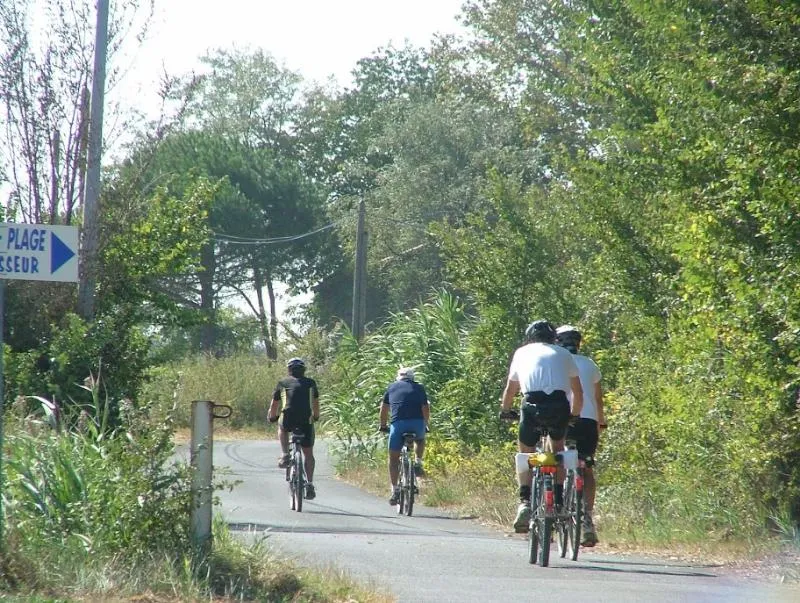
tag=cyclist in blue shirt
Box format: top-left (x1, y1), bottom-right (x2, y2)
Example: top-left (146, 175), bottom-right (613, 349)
top-left (379, 367), bottom-right (430, 505)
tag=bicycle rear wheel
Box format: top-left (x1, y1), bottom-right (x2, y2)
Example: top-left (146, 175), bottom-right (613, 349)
top-left (405, 457), bottom-right (415, 516)
top-left (289, 465), bottom-right (297, 511)
top-left (528, 473), bottom-right (541, 565)
top-left (397, 454), bottom-right (407, 515)
top-left (292, 448), bottom-right (304, 512)
top-left (537, 517), bottom-right (553, 567)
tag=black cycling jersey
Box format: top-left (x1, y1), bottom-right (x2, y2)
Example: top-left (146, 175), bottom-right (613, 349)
top-left (272, 376), bottom-right (319, 422)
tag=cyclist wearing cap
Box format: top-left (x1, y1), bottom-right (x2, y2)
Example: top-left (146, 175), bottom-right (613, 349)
top-left (379, 367), bottom-right (430, 506)
top-left (556, 324), bottom-right (606, 547)
top-left (268, 357), bottom-right (320, 500)
top-left (499, 319), bottom-right (584, 533)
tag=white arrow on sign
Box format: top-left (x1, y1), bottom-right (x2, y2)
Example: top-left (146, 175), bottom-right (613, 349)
top-left (0, 223), bottom-right (79, 283)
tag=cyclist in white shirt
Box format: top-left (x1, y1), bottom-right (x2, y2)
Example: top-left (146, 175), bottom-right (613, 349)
top-left (556, 325), bottom-right (607, 547)
top-left (500, 320), bottom-right (584, 533)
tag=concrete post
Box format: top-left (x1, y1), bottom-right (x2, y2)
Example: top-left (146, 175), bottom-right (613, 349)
top-left (190, 400), bottom-right (214, 557)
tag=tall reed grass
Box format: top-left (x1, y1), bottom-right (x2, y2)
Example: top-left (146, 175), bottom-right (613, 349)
top-left (142, 353), bottom-right (287, 428)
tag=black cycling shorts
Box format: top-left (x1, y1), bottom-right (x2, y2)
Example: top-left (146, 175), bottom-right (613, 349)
top-left (566, 418), bottom-right (598, 467)
top-left (518, 390), bottom-right (571, 446)
top-left (280, 413), bottom-right (315, 448)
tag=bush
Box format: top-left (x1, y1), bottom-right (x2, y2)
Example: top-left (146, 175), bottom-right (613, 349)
top-left (2, 394), bottom-right (193, 590)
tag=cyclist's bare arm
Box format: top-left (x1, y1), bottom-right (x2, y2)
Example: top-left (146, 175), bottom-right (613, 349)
top-left (501, 378), bottom-right (521, 412)
top-left (422, 402), bottom-right (430, 428)
top-left (268, 397), bottom-right (280, 421)
top-left (379, 400), bottom-right (390, 429)
top-left (569, 375), bottom-right (584, 417)
top-left (595, 381), bottom-right (606, 429)
top-left (312, 395), bottom-right (320, 421)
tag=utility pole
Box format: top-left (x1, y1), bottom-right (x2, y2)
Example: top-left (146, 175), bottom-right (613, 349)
top-left (78, 0), bottom-right (109, 321)
top-left (351, 199), bottom-right (367, 340)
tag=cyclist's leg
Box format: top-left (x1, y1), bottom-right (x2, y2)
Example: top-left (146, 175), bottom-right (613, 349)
top-left (277, 417), bottom-right (291, 467)
top-left (514, 404), bottom-right (540, 532)
top-left (573, 418), bottom-right (599, 544)
top-left (573, 419), bottom-right (598, 511)
top-left (543, 395), bottom-right (571, 507)
top-left (301, 423), bottom-right (316, 478)
top-left (387, 421), bottom-right (405, 503)
top-left (404, 418), bottom-right (426, 473)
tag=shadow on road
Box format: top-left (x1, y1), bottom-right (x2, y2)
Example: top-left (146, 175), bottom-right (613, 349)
top-left (586, 557), bottom-right (723, 569)
top-left (559, 562), bottom-right (718, 578)
top-left (227, 521), bottom-right (432, 537)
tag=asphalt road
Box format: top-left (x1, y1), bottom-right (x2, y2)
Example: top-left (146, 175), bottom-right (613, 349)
top-left (195, 438), bottom-right (798, 603)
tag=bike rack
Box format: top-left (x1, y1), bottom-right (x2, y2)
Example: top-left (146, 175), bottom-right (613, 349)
top-left (190, 400), bottom-right (232, 562)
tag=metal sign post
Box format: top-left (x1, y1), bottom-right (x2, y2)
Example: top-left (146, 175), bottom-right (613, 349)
top-left (0, 279), bottom-right (5, 550)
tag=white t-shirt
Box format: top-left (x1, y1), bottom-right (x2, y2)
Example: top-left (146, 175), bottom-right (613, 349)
top-left (508, 342), bottom-right (579, 395)
top-left (569, 354), bottom-right (602, 421)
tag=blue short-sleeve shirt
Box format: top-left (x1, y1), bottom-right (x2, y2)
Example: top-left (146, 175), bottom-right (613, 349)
top-left (382, 379), bottom-right (429, 422)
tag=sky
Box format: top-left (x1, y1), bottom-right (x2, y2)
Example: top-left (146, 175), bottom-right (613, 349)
top-left (121, 0), bottom-right (468, 117)
top-left (115, 0), bottom-right (468, 319)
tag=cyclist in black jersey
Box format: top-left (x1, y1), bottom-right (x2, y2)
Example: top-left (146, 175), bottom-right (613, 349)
top-left (268, 357), bottom-right (320, 500)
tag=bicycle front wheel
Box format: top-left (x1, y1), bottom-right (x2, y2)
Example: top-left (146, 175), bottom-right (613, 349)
top-left (566, 472), bottom-right (583, 560)
top-left (557, 474), bottom-right (572, 558)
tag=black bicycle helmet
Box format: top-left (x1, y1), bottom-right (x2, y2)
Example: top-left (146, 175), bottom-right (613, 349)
top-left (555, 325), bottom-right (582, 353)
top-left (525, 320), bottom-right (556, 344)
top-left (287, 357), bottom-right (306, 376)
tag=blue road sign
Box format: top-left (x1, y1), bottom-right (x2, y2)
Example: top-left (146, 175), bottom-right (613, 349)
top-left (0, 223), bottom-right (79, 282)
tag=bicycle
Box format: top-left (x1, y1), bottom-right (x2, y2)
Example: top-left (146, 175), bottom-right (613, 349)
top-left (396, 431), bottom-right (419, 516)
top-left (526, 429), bottom-right (559, 567)
top-left (500, 408), bottom-right (578, 567)
top-left (286, 427), bottom-right (306, 512)
top-left (379, 426), bottom-right (421, 516)
top-left (556, 439), bottom-right (584, 561)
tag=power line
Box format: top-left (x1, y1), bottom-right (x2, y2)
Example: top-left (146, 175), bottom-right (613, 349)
top-left (212, 222), bottom-right (337, 245)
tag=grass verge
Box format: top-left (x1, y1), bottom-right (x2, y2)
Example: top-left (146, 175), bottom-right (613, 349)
top-left (1, 519), bottom-right (393, 602)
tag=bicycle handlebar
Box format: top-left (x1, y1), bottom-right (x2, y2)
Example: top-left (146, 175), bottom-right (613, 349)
top-left (498, 409), bottom-right (520, 421)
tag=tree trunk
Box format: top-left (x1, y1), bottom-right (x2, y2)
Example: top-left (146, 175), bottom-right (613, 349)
top-left (266, 277), bottom-right (278, 360)
top-left (252, 257), bottom-right (273, 358)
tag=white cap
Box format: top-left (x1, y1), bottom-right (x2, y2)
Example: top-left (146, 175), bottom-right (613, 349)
top-left (396, 367), bottom-right (415, 381)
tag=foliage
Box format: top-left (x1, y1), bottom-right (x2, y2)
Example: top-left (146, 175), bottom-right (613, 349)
top-left (4, 312), bottom-right (150, 420)
top-left (324, 290), bottom-right (485, 449)
top-left (3, 392), bottom-right (193, 590)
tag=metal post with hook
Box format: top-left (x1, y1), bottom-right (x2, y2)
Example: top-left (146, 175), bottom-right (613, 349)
top-left (190, 400), bottom-right (232, 563)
